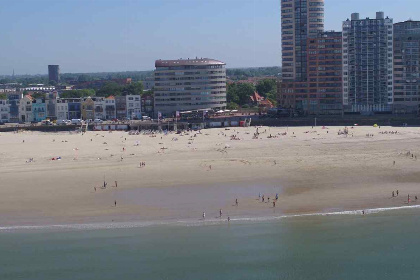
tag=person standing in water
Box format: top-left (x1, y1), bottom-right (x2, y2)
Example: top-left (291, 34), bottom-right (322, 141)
top-left (219, 209), bottom-right (222, 218)
top-left (235, 199), bottom-right (238, 206)
top-left (202, 212), bottom-right (205, 219)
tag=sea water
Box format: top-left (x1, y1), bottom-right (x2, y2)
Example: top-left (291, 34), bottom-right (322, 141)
top-left (0, 209), bottom-right (419, 280)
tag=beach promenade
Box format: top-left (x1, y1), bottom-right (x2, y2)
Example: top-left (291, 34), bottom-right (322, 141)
top-left (0, 126), bottom-right (419, 226)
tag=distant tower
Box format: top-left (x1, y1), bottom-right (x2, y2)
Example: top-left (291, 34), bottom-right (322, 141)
top-left (48, 65), bottom-right (60, 84)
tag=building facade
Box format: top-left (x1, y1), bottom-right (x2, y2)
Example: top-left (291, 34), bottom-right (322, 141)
top-left (0, 99), bottom-right (10, 122)
top-left (126, 95), bottom-right (141, 119)
top-left (19, 95), bottom-right (33, 122)
top-left (61, 98), bottom-right (82, 120)
top-left (81, 97), bottom-right (95, 120)
top-left (32, 98), bottom-right (47, 122)
top-left (56, 100), bottom-right (69, 121)
top-left (342, 12), bottom-right (394, 113)
top-left (281, 0), bottom-right (325, 81)
top-left (154, 58), bottom-right (227, 117)
top-left (48, 65), bottom-right (60, 84)
top-left (46, 91), bottom-right (58, 120)
top-left (115, 96), bottom-right (127, 120)
top-left (141, 94), bottom-right (154, 117)
top-left (393, 20), bottom-right (420, 114)
top-left (6, 91), bottom-right (22, 122)
top-left (280, 32), bottom-right (343, 115)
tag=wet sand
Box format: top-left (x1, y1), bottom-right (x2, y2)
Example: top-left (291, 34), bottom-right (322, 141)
top-left (1, 126), bottom-right (420, 226)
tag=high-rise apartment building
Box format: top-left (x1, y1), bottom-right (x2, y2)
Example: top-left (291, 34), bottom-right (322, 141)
top-left (48, 65), bottom-right (60, 84)
top-left (154, 58), bottom-right (227, 118)
top-left (393, 20), bottom-right (420, 114)
top-left (280, 31), bottom-right (343, 115)
top-left (281, 0), bottom-right (325, 81)
top-left (342, 12), bottom-right (394, 113)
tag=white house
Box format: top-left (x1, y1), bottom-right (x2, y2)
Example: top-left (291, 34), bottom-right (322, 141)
top-left (19, 95), bottom-right (33, 122)
top-left (0, 99), bottom-right (10, 123)
top-left (126, 95), bottom-right (142, 119)
top-left (56, 100), bottom-right (69, 121)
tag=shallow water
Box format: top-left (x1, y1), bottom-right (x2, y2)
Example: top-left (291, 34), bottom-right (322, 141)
top-left (1, 210), bottom-right (419, 280)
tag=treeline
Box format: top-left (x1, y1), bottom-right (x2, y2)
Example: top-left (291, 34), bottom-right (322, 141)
top-left (1, 67), bottom-right (281, 87)
top-left (227, 67), bottom-right (281, 80)
top-left (227, 79), bottom-right (278, 109)
top-left (0, 71), bottom-right (153, 87)
top-left (58, 82), bottom-right (144, 98)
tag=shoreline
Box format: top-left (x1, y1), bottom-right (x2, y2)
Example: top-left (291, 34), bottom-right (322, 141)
top-left (1, 204), bottom-right (420, 232)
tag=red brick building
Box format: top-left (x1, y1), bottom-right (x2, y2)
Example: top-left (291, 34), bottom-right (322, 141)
top-left (280, 31), bottom-right (343, 115)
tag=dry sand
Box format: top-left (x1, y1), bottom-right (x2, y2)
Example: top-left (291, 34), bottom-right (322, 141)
top-left (1, 125), bottom-right (420, 226)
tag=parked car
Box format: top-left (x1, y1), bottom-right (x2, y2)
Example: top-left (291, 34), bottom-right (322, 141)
top-left (41, 120), bottom-right (53, 126)
top-left (94, 119), bottom-right (103, 123)
top-left (58, 119), bottom-right (71, 125)
top-left (71, 119), bottom-right (82, 124)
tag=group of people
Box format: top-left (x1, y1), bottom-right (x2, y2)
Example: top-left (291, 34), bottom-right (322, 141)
top-left (392, 189), bottom-right (418, 203)
top-left (259, 193), bottom-right (279, 208)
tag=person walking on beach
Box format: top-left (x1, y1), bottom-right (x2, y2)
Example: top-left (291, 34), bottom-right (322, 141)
top-left (115, 181), bottom-right (118, 188)
top-left (392, 191), bottom-right (395, 197)
top-left (94, 187), bottom-right (96, 192)
top-left (259, 193), bottom-right (261, 199)
top-left (397, 190), bottom-right (399, 196)
top-left (114, 200), bottom-right (117, 207)
top-left (276, 193), bottom-right (279, 200)
top-left (235, 199), bottom-right (238, 206)
top-left (408, 194), bottom-right (410, 204)
top-left (219, 209), bottom-right (223, 218)
top-left (228, 216), bottom-right (230, 222)
top-left (262, 195), bottom-right (265, 203)
top-left (273, 201), bottom-right (276, 208)
top-left (202, 212), bottom-right (205, 219)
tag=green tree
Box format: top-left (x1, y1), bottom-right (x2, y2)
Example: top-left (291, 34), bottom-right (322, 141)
top-left (227, 83), bottom-right (239, 104)
top-left (96, 82), bottom-right (123, 97)
top-left (31, 92), bottom-right (45, 99)
top-left (122, 82), bottom-right (144, 96)
top-left (227, 82), bottom-right (255, 106)
top-left (256, 79), bottom-right (276, 97)
top-left (0, 93), bottom-right (7, 100)
top-left (227, 102), bottom-right (239, 110)
top-left (236, 83), bottom-right (255, 105)
top-left (60, 89), bottom-right (95, 98)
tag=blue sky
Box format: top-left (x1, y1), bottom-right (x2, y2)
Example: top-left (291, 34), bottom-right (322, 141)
top-left (0, 0), bottom-right (419, 75)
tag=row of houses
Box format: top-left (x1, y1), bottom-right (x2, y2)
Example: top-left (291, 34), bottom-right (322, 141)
top-left (0, 92), bottom-right (143, 123)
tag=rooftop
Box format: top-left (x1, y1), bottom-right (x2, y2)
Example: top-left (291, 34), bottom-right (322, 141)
top-left (155, 58), bottom-right (225, 67)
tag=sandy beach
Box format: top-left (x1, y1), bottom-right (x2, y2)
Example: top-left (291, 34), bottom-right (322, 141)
top-left (1, 125), bottom-right (420, 226)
